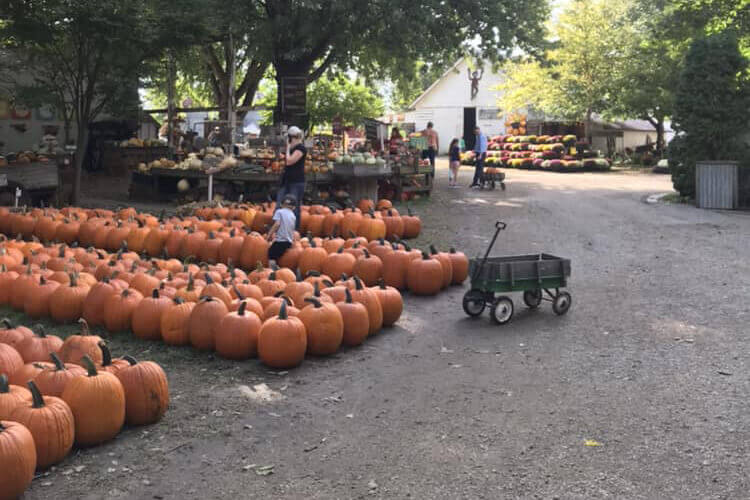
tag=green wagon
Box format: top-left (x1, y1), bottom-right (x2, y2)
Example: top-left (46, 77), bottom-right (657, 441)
top-left (462, 222), bottom-right (572, 324)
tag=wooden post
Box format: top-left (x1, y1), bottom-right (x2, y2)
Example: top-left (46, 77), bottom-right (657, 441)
top-left (227, 33), bottom-right (236, 148)
top-left (166, 51), bottom-right (176, 149)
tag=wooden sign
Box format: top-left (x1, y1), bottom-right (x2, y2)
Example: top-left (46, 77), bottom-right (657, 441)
top-left (280, 76), bottom-right (307, 115)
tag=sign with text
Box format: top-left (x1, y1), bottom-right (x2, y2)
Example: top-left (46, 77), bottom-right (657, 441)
top-left (280, 76), bottom-right (307, 115)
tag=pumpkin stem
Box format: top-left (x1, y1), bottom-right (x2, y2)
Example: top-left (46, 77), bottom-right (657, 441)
top-left (353, 276), bottom-right (364, 290)
top-left (81, 355), bottom-right (98, 377)
top-left (273, 290), bottom-right (285, 298)
top-left (27, 381), bottom-right (46, 409)
top-left (50, 352), bottom-right (65, 371)
top-left (35, 325), bottom-right (48, 338)
top-left (233, 285), bottom-right (245, 301)
top-left (187, 273), bottom-right (195, 291)
top-left (377, 279), bottom-right (386, 289)
top-left (238, 301), bottom-right (247, 316)
top-left (0, 374), bottom-right (9, 393)
top-left (322, 279), bottom-right (335, 287)
top-left (421, 251), bottom-right (430, 260)
top-left (304, 297), bottom-right (322, 308)
top-left (69, 273), bottom-right (78, 287)
top-left (123, 355), bottom-right (138, 366)
top-left (295, 269), bottom-right (302, 282)
top-left (98, 342), bottom-right (112, 366)
top-left (0, 318), bottom-right (13, 329)
top-left (278, 300), bottom-right (288, 319)
top-left (313, 281), bottom-right (321, 297)
top-left (306, 270), bottom-right (320, 278)
top-left (268, 271), bottom-right (276, 280)
top-left (173, 297), bottom-right (185, 305)
top-left (429, 244), bottom-right (438, 255)
top-left (363, 248), bottom-right (370, 258)
top-left (152, 289), bottom-right (160, 299)
top-left (77, 318), bottom-right (91, 335)
top-left (348, 230), bottom-right (357, 239)
top-left (344, 287), bottom-right (354, 303)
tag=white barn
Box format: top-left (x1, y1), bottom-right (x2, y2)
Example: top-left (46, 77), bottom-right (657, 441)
top-left (383, 58), bottom-right (674, 156)
top-left (384, 59), bottom-right (508, 155)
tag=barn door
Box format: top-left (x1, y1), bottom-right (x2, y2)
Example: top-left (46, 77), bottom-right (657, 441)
top-left (463, 108), bottom-right (476, 150)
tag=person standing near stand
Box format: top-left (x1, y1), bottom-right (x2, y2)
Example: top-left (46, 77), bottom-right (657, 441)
top-left (470, 126), bottom-right (488, 188)
top-left (448, 138), bottom-right (461, 187)
top-left (277, 126), bottom-right (306, 229)
top-left (421, 122), bottom-right (439, 169)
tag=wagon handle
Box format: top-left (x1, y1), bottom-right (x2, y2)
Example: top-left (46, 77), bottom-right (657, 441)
top-left (472, 221), bottom-right (507, 283)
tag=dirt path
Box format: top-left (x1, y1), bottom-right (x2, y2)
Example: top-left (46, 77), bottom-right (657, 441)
top-left (23, 161), bottom-right (750, 499)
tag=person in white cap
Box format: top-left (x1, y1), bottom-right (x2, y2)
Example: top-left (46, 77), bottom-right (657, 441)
top-left (277, 125), bottom-right (306, 228)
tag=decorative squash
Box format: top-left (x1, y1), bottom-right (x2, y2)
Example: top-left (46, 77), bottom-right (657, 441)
top-left (188, 296), bottom-right (229, 351)
top-left (10, 381), bottom-right (74, 468)
top-left (0, 420), bottom-right (37, 498)
top-left (61, 355), bottom-right (125, 446)
top-left (160, 298), bottom-right (195, 346)
top-left (371, 281), bottom-right (403, 327)
top-left (49, 273), bottom-right (90, 323)
top-left (429, 245), bottom-right (453, 289)
top-left (406, 252), bottom-right (443, 296)
top-left (215, 301), bottom-right (262, 360)
top-left (131, 289), bottom-right (171, 341)
top-left (351, 277), bottom-right (383, 335)
top-left (115, 356), bottom-right (169, 426)
top-left (258, 301), bottom-right (307, 369)
top-left (447, 247), bottom-right (469, 285)
top-left (103, 288), bottom-right (144, 333)
top-left (15, 326), bottom-right (63, 363)
top-left (59, 319), bottom-right (103, 366)
top-left (298, 298), bottom-right (343, 356)
top-left (32, 353), bottom-right (85, 397)
top-left (0, 374), bottom-right (31, 420)
top-left (335, 288), bottom-right (369, 347)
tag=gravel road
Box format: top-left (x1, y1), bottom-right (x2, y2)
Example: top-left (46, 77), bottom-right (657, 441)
top-left (24, 163), bottom-right (750, 499)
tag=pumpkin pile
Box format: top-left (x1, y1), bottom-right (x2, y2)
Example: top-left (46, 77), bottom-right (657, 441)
top-left (0, 326), bottom-right (168, 496)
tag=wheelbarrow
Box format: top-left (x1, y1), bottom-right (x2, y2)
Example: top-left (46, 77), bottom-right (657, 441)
top-left (462, 221), bottom-right (572, 324)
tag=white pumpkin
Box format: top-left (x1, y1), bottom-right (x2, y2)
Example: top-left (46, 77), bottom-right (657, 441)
top-left (177, 178), bottom-right (190, 192)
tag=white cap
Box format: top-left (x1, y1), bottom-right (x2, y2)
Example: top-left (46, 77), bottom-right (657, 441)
top-left (288, 126), bottom-right (304, 139)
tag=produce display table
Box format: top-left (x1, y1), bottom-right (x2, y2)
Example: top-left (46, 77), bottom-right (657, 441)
top-left (333, 163), bottom-right (392, 203)
top-left (0, 162), bottom-right (59, 206)
top-left (101, 145), bottom-right (171, 175)
top-left (392, 163), bottom-right (433, 198)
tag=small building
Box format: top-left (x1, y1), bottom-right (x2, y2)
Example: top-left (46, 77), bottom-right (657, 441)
top-left (382, 58), bottom-right (508, 154)
top-left (383, 58), bottom-right (674, 156)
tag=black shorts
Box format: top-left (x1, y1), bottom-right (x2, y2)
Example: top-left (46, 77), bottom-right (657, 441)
top-left (268, 241), bottom-right (292, 261)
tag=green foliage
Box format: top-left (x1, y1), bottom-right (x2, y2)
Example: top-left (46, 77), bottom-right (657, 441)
top-left (496, 0), bottom-right (632, 132)
top-left (669, 32), bottom-right (750, 197)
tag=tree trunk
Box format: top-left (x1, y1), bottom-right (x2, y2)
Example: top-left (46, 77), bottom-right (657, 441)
top-left (655, 116), bottom-right (665, 156)
top-left (585, 108), bottom-right (593, 145)
top-left (71, 124), bottom-right (89, 205)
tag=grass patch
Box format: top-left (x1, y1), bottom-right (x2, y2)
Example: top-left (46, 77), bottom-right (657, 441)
top-left (661, 192), bottom-right (692, 204)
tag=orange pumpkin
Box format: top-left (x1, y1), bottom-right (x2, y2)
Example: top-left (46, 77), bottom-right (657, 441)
top-left (32, 353), bottom-right (85, 397)
top-left (15, 327), bottom-right (63, 364)
top-left (406, 251), bottom-right (443, 296)
top-left (257, 301), bottom-right (307, 369)
top-left (48, 273), bottom-right (90, 323)
top-left (103, 288), bottom-right (144, 333)
top-left (447, 248), bottom-right (469, 285)
top-left (334, 288), bottom-right (369, 347)
top-left (188, 296), bottom-right (229, 351)
top-left (61, 355), bottom-right (125, 446)
top-left (351, 277), bottom-right (383, 336)
top-left (352, 249), bottom-right (383, 286)
top-left (0, 344), bottom-right (24, 382)
top-left (298, 298), bottom-right (343, 356)
top-left (0, 420), bottom-right (37, 497)
top-left (160, 298), bottom-right (195, 346)
top-left (371, 281), bottom-right (403, 327)
top-left (81, 278), bottom-right (118, 327)
top-left (322, 246), bottom-right (356, 279)
top-left (0, 374), bottom-right (31, 420)
top-left (59, 319), bottom-right (103, 366)
top-left (115, 356), bottom-right (169, 426)
top-left (215, 301), bottom-right (262, 360)
top-left (429, 245), bottom-right (453, 289)
top-left (131, 289), bottom-right (171, 341)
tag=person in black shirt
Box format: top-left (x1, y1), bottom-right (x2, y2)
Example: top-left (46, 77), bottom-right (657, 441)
top-left (277, 125), bottom-right (306, 229)
top-left (448, 138), bottom-right (461, 187)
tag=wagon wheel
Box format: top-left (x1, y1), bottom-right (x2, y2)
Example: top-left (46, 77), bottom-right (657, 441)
top-left (552, 291), bottom-right (572, 316)
top-left (489, 180), bottom-right (496, 190)
top-left (523, 289), bottom-right (542, 309)
top-left (500, 182), bottom-right (506, 191)
top-left (462, 290), bottom-right (486, 318)
top-left (490, 296), bottom-right (514, 325)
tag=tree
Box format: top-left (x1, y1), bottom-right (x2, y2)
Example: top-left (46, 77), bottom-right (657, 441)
top-left (0, 0), bottom-right (202, 203)
top-left (255, 0), bottom-right (549, 125)
top-left (496, 0), bottom-right (632, 142)
top-left (668, 32), bottom-right (749, 197)
top-left (390, 61), bottom-right (453, 112)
